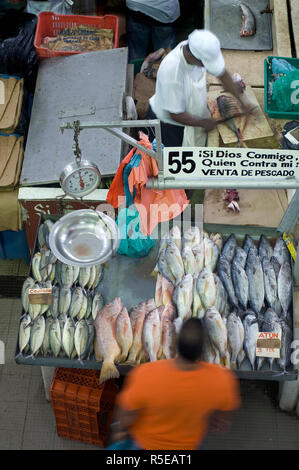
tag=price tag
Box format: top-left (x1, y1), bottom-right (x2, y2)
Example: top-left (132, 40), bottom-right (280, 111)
top-left (164, 147), bottom-right (299, 183)
top-left (28, 288), bottom-right (52, 305)
top-left (256, 332), bottom-right (281, 358)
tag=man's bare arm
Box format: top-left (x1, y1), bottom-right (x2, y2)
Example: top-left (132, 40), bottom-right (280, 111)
top-left (169, 112), bottom-right (217, 131)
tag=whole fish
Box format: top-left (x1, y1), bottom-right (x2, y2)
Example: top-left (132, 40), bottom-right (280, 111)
top-left (155, 273), bottom-right (163, 307)
top-left (49, 263), bottom-right (56, 283)
top-left (204, 238), bottom-right (219, 272)
top-left (274, 238), bottom-right (290, 266)
top-left (158, 249), bottom-right (176, 285)
top-left (202, 332), bottom-right (218, 363)
top-left (146, 298), bottom-right (157, 315)
top-left (62, 317), bottom-right (75, 358)
top-left (32, 253), bottom-right (42, 282)
top-left (43, 220), bottom-right (54, 249)
top-left (161, 315), bottom-right (177, 359)
top-left (232, 258), bottom-right (249, 310)
top-left (233, 246), bottom-right (247, 269)
top-left (217, 95), bottom-right (244, 145)
top-left (49, 318), bottom-right (61, 357)
top-left (38, 224), bottom-right (46, 250)
top-left (39, 249), bottom-right (51, 281)
top-left (18, 314), bottom-right (31, 355)
top-left (142, 307), bottom-right (161, 362)
top-left (28, 300), bottom-right (42, 322)
top-left (87, 266), bottom-right (97, 291)
top-left (84, 321), bottom-right (95, 359)
top-left (227, 312), bottom-right (245, 369)
top-left (29, 315), bottom-right (45, 357)
top-left (59, 287), bottom-right (71, 316)
top-left (93, 264), bottom-right (103, 289)
top-left (21, 277), bottom-right (35, 313)
top-left (50, 285), bottom-right (59, 319)
top-left (127, 302), bottom-right (147, 364)
top-left (85, 293), bottom-right (93, 320)
top-left (61, 264), bottom-right (74, 288)
top-left (277, 320), bottom-right (292, 371)
top-left (204, 307), bottom-right (228, 360)
top-left (218, 255), bottom-right (238, 309)
top-left (168, 225), bottom-right (182, 252)
top-left (278, 262), bottom-right (292, 317)
top-left (246, 248), bottom-right (264, 315)
top-left (243, 235), bottom-right (258, 256)
top-left (182, 245), bottom-right (197, 277)
top-left (165, 242), bottom-right (185, 285)
top-left (193, 277), bottom-right (205, 319)
top-left (41, 317), bottom-right (53, 356)
top-left (152, 232), bottom-right (170, 276)
top-left (214, 274), bottom-right (228, 317)
top-left (257, 309), bottom-right (282, 370)
top-left (243, 313), bottom-right (259, 370)
top-left (192, 242), bottom-right (205, 275)
top-left (209, 233), bottom-right (223, 252)
top-left (172, 273), bottom-right (193, 322)
top-left (240, 2), bottom-right (256, 37)
top-left (94, 298), bottom-right (122, 383)
top-left (162, 276), bottom-right (174, 306)
top-left (79, 267), bottom-right (91, 289)
top-left (77, 290), bottom-right (88, 320)
top-left (262, 258), bottom-right (277, 310)
top-left (222, 234), bottom-right (237, 263)
top-left (74, 319), bottom-right (89, 361)
top-left (258, 235), bottom-right (274, 261)
top-left (115, 307), bottom-right (133, 363)
top-left (161, 301), bottom-right (177, 322)
top-left (271, 256), bottom-right (281, 280)
top-left (92, 292), bottom-right (104, 321)
top-left (69, 286), bottom-right (84, 319)
top-left (72, 265), bottom-right (80, 285)
top-left (197, 267), bottom-right (216, 311)
top-left (182, 226), bottom-right (200, 249)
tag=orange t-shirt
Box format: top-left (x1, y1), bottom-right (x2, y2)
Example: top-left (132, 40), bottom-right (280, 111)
top-left (117, 360), bottom-right (240, 450)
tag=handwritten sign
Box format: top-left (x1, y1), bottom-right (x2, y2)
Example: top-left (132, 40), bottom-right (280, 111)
top-left (28, 288), bottom-right (52, 305)
top-left (256, 331), bottom-right (281, 359)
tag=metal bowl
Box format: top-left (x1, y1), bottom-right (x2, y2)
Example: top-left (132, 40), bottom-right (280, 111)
top-left (49, 209), bottom-right (120, 267)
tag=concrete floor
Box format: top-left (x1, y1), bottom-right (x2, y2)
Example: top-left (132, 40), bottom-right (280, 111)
top-left (0, 256), bottom-right (299, 450)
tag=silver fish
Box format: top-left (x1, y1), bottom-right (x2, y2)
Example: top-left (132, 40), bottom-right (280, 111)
top-left (168, 225), bottom-right (182, 251)
top-left (72, 265), bottom-right (80, 285)
top-left (87, 266), bottom-right (96, 291)
top-left (214, 274), bottom-right (228, 317)
top-left (243, 235), bottom-right (258, 256)
top-left (74, 319), bottom-right (89, 361)
top-left (218, 254), bottom-right (238, 309)
top-left (262, 258), bottom-right (277, 310)
top-left (92, 292), bottom-right (104, 320)
top-left (204, 238), bottom-right (219, 272)
top-left (85, 294), bottom-right (92, 319)
top-left (277, 320), bottom-right (292, 371)
top-left (227, 312), bottom-right (245, 370)
top-left (158, 249), bottom-right (176, 285)
top-left (49, 318), bottom-right (61, 357)
top-left (77, 290), bottom-right (88, 320)
top-left (278, 262), bottom-right (292, 317)
top-left (38, 224), bottom-right (46, 250)
top-left (258, 235), bottom-right (274, 260)
top-left (257, 309), bottom-right (282, 370)
top-left (18, 314), bottom-right (31, 355)
top-left (61, 264), bottom-right (74, 288)
top-left (204, 307), bottom-right (228, 360)
top-left (209, 233), bottom-right (223, 252)
top-left (50, 285), bottom-right (59, 319)
top-left (29, 315), bottom-right (45, 357)
top-left (232, 258), bottom-right (249, 310)
top-left (69, 287), bottom-right (84, 319)
top-left (197, 267), bottom-right (216, 311)
top-left (32, 253), bottom-right (42, 282)
top-left (79, 267), bottom-right (91, 289)
top-left (222, 234), bottom-right (237, 263)
top-left (41, 317), bottom-right (53, 356)
top-left (192, 242), bottom-right (205, 276)
top-left (271, 256), bottom-right (281, 280)
top-left (274, 238), bottom-right (290, 266)
top-left (59, 287), bottom-right (71, 315)
top-left (233, 247), bottom-right (247, 269)
top-left (172, 273), bottom-right (193, 322)
top-left (182, 226), bottom-right (201, 249)
top-left (192, 277), bottom-right (205, 319)
top-left (92, 264), bottom-right (103, 290)
top-left (62, 317), bottom-right (75, 358)
top-left (182, 246), bottom-right (197, 277)
top-left (243, 313), bottom-right (259, 370)
top-left (165, 242), bottom-right (184, 285)
top-left (246, 248), bottom-right (264, 315)
top-left (21, 277), bottom-right (35, 313)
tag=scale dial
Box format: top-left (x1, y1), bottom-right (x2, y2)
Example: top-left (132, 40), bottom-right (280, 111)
top-left (60, 160), bottom-right (101, 198)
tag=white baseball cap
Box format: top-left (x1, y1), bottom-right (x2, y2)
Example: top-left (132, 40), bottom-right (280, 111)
top-left (188, 29), bottom-right (225, 77)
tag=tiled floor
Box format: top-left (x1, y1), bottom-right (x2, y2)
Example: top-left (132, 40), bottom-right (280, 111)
top-left (1, 296), bottom-right (299, 450)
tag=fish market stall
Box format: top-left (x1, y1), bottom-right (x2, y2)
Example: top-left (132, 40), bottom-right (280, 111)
top-left (16, 213), bottom-right (298, 384)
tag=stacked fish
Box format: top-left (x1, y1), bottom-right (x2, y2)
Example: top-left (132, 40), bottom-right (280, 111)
top-left (18, 220), bottom-right (104, 361)
top-left (94, 296), bottom-right (177, 383)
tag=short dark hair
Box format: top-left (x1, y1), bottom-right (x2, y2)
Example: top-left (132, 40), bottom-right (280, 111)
top-left (177, 318), bottom-right (204, 362)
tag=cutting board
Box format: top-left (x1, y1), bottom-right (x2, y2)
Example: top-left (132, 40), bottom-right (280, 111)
top-left (207, 85), bottom-right (274, 145)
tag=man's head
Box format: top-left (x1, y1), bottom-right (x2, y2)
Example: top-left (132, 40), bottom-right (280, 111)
top-left (177, 318), bottom-right (205, 362)
top-left (186, 29), bottom-right (225, 77)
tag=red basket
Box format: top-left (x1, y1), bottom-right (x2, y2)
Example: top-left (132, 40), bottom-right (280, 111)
top-left (34, 12), bottom-right (119, 58)
top-left (50, 368), bottom-right (119, 447)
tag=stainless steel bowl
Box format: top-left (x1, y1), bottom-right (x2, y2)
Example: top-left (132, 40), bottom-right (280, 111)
top-left (49, 209), bottom-right (120, 267)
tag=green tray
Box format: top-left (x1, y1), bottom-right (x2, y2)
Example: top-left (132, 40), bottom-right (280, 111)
top-left (264, 56), bottom-right (299, 120)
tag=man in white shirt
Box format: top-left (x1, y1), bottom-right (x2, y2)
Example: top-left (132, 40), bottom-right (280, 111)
top-left (126, 0), bottom-right (180, 61)
top-left (148, 29), bottom-right (250, 147)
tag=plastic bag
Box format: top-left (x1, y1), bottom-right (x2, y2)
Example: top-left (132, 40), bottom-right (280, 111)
top-left (282, 121), bottom-right (299, 150)
top-left (271, 70), bottom-right (299, 112)
top-left (272, 58), bottom-right (296, 75)
top-left (0, 12), bottom-right (38, 92)
top-left (116, 207), bottom-right (155, 258)
top-left (26, 0), bottom-right (73, 15)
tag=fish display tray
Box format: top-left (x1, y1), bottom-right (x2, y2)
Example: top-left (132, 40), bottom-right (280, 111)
top-left (50, 368), bottom-right (118, 446)
top-left (264, 56), bottom-right (299, 119)
top-left (15, 219), bottom-right (298, 382)
top-left (35, 13), bottom-right (119, 58)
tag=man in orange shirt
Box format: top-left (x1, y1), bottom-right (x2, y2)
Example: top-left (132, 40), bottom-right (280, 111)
top-left (110, 318), bottom-right (240, 450)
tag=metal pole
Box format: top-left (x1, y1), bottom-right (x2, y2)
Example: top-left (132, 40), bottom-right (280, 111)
top-left (146, 177), bottom-right (299, 190)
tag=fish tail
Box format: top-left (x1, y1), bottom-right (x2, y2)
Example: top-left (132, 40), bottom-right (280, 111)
top-left (117, 352), bottom-right (128, 364)
top-left (99, 360), bottom-right (120, 384)
top-left (230, 361), bottom-right (237, 370)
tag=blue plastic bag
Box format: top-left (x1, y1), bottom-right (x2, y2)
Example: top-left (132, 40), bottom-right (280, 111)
top-left (116, 207), bottom-right (155, 258)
